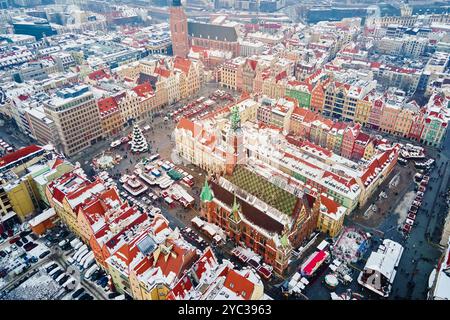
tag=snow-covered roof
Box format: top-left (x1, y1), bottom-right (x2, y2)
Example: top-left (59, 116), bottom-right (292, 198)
top-left (430, 237), bottom-right (450, 300)
top-left (28, 208), bottom-right (56, 227)
top-left (363, 239), bottom-right (404, 283)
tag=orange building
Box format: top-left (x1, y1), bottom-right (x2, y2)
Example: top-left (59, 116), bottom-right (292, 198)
top-left (28, 208), bottom-right (59, 235)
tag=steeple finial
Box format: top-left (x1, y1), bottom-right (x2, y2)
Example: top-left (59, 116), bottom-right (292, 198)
top-left (200, 178), bottom-right (213, 202)
top-left (230, 106), bottom-right (241, 131)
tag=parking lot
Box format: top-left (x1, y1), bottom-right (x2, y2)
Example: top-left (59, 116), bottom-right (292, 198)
top-left (0, 223), bottom-right (128, 300)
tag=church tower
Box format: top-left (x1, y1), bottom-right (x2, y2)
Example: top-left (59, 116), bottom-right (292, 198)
top-left (170, 0), bottom-right (189, 58)
top-left (225, 106), bottom-right (245, 175)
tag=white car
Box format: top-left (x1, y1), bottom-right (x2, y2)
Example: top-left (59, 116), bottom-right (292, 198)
top-left (55, 273), bottom-right (67, 283)
top-left (85, 264), bottom-right (99, 279)
top-left (48, 266), bottom-right (62, 276)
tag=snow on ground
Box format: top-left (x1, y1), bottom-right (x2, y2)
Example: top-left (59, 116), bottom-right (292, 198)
top-left (394, 190), bottom-right (416, 225)
top-left (27, 242), bottom-right (49, 257)
top-left (3, 272), bottom-right (61, 300)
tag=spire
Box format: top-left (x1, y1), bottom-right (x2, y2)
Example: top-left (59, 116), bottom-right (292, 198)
top-left (280, 234), bottom-right (289, 247)
top-left (232, 195), bottom-right (240, 213)
top-left (230, 195), bottom-right (241, 222)
top-left (230, 106), bottom-right (241, 131)
top-left (200, 178), bottom-right (213, 202)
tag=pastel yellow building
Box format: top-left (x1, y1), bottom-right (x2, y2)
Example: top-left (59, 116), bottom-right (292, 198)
top-left (317, 194), bottom-right (347, 237)
top-left (355, 98), bottom-right (372, 125)
top-left (1, 180), bottom-right (35, 221)
top-left (363, 140), bottom-right (375, 161)
top-left (394, 107), bottom-right (416, 137)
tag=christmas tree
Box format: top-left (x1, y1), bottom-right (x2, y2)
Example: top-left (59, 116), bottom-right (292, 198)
top-left (130, 124), bottom-right (148, 153)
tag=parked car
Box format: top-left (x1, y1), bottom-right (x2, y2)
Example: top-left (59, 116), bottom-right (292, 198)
top-left (39, 250), bottom-right (51, 259)
top-left (61, 243), bottom-right (72, 251)
top-left (72, 288), bottom-right (85, 299)
top-left (0, 250), bottom-right (6, 258)
top-left (24, 242), bottom-right (38, 252)
top-left (30, 256), bottom-right (38, 263)
top-left (90, 270), bottom-right (102, 281)
top-left (96, 276), bottom-right (108, 285)
top-left (0, 269), bottom-right (8, 278)
top-left (9, 236), bottom-right (20, 244)
top-left (99, 277), bottom-right (108, 288)
top-left (52, 270), bottom-right (64, 280)
top-left (108, 292), bottom-right (121, 299)
top-left (46, 263), bottom-right (58, 273)
top-left (58, 274), bottom-right (70, 285)
top-left (79, 293), bottom-right (94, 300)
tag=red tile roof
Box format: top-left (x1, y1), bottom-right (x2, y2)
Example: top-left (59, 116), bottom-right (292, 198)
top-left (223, 269), bottom-right (255, 300)
top-left (154, 239), bottom-right (197, 277)
top-left (176, 117), bottom-right (196, 134)
top-left (0, 144), bottom-right (42, 168)
top-left (132, 82), bottom-right (153, 97)
top-left (154, 67), bottom-right (171, 78)
top-left (320, 194), bottom-right (339, 215)
top-left (51, 157), bottom-right (64, 169)
top-left (97, 97), bottom-right (119, 115)
top-left (88, 69), bottom-right (110, 81)
top-left (174, 56), bottom-right (191, 74)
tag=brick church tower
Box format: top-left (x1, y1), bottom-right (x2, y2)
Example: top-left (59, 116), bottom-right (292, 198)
top-left (225, 106), bottom-right (245, 175)
top-left (170, 0), bottom-right (189, 58)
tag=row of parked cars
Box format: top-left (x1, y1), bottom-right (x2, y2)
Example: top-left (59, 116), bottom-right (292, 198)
top-left (0, 231), bottom-right (44, 279)
top-left (43, 262), bottom-right (94, 299)
top-left (66, 236), bottom-right (126, 300)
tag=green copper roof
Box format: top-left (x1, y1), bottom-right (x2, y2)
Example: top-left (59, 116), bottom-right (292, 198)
top-left (229, 195), bottom-right (241, 222)
top-left (232, 195), bottom-right (240, 213)
top-left (230, 106), bottom-right (241, 131)
top-left (280, 234), bottom-right (289, 247)
top-left (200, 178), bottom-right (213, 202)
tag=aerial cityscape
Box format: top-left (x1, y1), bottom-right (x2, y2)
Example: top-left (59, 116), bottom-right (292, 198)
top-left (0, 0), bottom-right (449, 302)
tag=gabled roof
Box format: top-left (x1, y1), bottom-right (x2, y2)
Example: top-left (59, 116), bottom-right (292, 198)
top-left (154, 67), bottom-right (171, 78)
top-left (210, 180), bottom-right (285, 235)
top-left (223, 269), bottom-right (255, 300)
top-left (176, 117), bottom-right (196, 135)
top-left (188, 22), bottom-right (238, 42)
top-left (153, 239), bottom-right (198, 278)
top-left (174, 56), bottom-right (191, 75)
top-left (50, 157), bottom-right (64, 169)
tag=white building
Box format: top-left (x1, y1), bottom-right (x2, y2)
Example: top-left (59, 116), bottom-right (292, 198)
top-left (357, 239), bottom-right (404, 297)
top-left (428, 236), bottom-right (450, 300)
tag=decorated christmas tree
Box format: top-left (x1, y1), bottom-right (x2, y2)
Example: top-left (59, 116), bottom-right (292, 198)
top-left (130, 124), bottom-right (148, 153)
